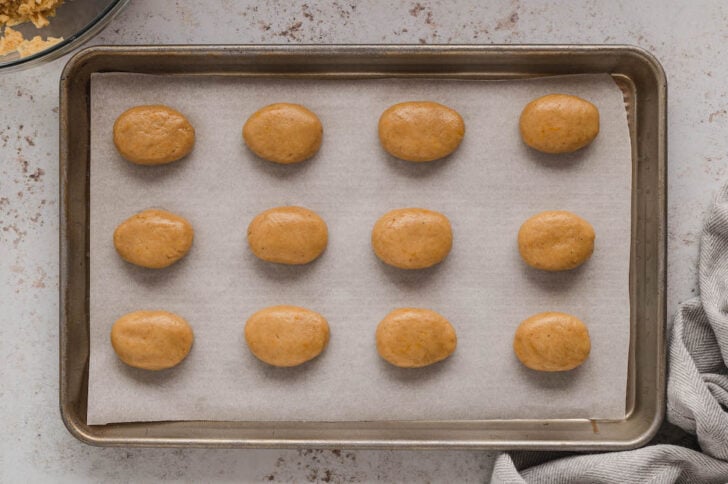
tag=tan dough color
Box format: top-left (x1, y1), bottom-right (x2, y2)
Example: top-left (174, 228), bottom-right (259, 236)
top-left (519, 94), bottom-right (599, 154)
top-left (113, 105), bottom-right (195, 165)
top-left (114, 209), bottom-right (194, 269)
top-left (513, 312), bottom-right (591, 372)
top-left (243, 103), bottom-right (323, 164)
top-left (247, 206), bottom-right (328, 265)
top-left (518, 210), bottom-right (595, 271)
top-left (376, 308), bottom-right (457, 368)
top-left (245, 305), bottom-right (330, 367)
top-left (378, 101), bottom-right (465, 162)
top-left (372, 208), bottom-right (452, 269)
top-left (111, 310), bottom-right (194, 371)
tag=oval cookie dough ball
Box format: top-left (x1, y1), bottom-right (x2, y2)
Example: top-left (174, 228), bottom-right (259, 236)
top-left (372, 208), bottom-right (452, 269)
top-left (518, 210), bottom-right (595, 271)
top-left (114, 209), bottom-right (194, 269)
top-left (376, 308), bottom-right (457, 368)
top-left (243, 103), bottom-right (323, 164)
top-left (513, 312), bottom-right (590, 372)
top-left (378, 101), bottom-right (465, 162)
top-left (245, 305), bottom-right (330, 367)
top-left (247, 206), bottom-right (328, 265)
top-left (113, 105), bottom-right (195, 165)
top-left (519, 94), bottom-right (599, 154)
top-left (111, 310), bottom-right (194, 370)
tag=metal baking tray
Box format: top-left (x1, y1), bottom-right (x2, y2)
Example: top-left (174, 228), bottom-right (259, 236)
top-left (59, 45), bottom-right (666, 449)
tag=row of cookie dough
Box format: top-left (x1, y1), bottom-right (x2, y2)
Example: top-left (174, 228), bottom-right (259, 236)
top-left (114, 207), bottom-right (595, 272)
top-left (111, 307), bottom-right (590, 372)
top-left (112, 94), bottom-right (600, 167)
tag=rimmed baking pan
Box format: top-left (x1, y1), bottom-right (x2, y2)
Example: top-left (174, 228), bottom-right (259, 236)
top-left (60, 45), bottom-right (666, 449)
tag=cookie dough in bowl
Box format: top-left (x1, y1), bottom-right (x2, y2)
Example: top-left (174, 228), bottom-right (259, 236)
top-left (113, 105), bottom-right (195, 165)
top-left (519, 93), bottom-right (600, 154)
top-left (378, 101), bottom-right (465, 162)
top-left (247, 206), bottom-right (328, 265)
top-left (243, 103), bottom-right (323, 164)
top-left (518, 210), bottom-right (595, 271)
top-left (113, 209), bottom-right (194, 269)
top-left (372, 208), bottom-right (452, 269)
top-left (245, 305), bottom-right (330, 367)
top-left (111, 310), bottom-right (194, 371)
top-left (376, 308), bottom-right (457, 368)
top-left (513, 311), bottom-right (590, 372)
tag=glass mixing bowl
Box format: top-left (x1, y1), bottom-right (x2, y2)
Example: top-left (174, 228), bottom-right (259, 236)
top-left (0, 0), bottom-right (128, 72)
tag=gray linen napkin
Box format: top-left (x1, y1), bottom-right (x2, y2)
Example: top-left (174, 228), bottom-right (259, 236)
top-left (491, 183), bottom-right (728, 483)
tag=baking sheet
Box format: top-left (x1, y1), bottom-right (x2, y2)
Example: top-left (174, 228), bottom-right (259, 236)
top-left (87, 73), bottom-right (631, 425)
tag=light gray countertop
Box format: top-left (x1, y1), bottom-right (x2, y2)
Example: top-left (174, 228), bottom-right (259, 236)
top-left (0, 1), bottom-right (722, 482)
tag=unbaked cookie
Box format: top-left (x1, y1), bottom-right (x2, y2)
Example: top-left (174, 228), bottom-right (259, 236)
top-left (519, 94), bottom-right (599, 154)
top-left (376, 308), bottom-right (457, 368)
top-left (378, 101), bottom-right (465, 162)
top-left (513, 312), bottom-right (590, 372)
top-left (111, 310), bottom-right (194, 371)
top-left (245, 305), bottom-right (330, 367)
top-left (113, 105), bottom-right (195, 165)
top-left (243, 103), bottom-right (323, 164)
top-left (247, 206), bottom-right (328, 265)
top-left (518, 210), bottom-right (595, 271)
top-left (114, 209), bottom-right (194, 269)
top-left (372, 208), bottom-right (452, 269)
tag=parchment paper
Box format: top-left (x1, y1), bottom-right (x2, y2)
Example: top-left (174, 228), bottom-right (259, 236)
top-left (87, 73), bottom-right (632, 424)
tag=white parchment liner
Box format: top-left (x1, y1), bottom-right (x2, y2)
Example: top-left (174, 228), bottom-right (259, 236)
top-left (87, 74), bottom-right (631, 424)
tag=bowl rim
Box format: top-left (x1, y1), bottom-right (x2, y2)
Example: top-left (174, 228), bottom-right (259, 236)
top-left (0, 0), bottom-right (129, 73)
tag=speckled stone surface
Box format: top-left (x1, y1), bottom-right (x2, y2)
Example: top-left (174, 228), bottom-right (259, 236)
top-left (1, 1), bottom-right (725, 481)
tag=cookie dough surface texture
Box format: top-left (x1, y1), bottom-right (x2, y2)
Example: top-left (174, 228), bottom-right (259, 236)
top-left (372, 208), bottom-right (452, 269)
top-left (113, 105), bottom-right (195, 165)
top-left (247, 206), bottom-right (328, 265)
top-left (518, 210), bottom-right (595, 271)
top-left (519, 93), bottom-right (600, 154)
top-left (0, 0), bottom-right (63, 28)
top-left (111, 310), bottom-right (194, 371)
top-left (378, 101), bottom-right (465, 162)
top-left (0, 26), bottom-right (62, 57)
top-left (513, 312), bottom-right (590, 372)
top-left (376, 308), bottom-right (457, 368)
top-left (114, 209), bottom-right (194, 269)
top-left (243, 103), bottom-right (323, 164)
top-left (245, 305), bottom-right (330, 367)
